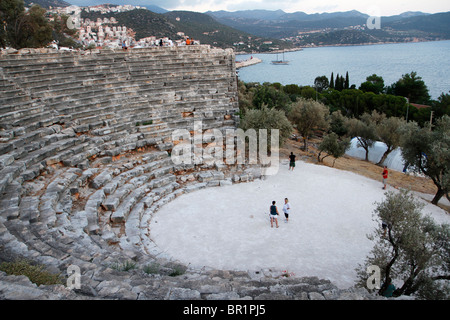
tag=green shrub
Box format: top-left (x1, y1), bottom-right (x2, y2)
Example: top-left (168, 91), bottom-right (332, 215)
top-left (0, 260), bottom-right (64, 286)
top-left (110, 260), bottom-right (137, 272)
top-left (168, 265), bottom-right (186, 277)
top-left (143, 263), bottom-right (161, 275)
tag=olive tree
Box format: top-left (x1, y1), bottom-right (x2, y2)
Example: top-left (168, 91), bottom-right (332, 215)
top-left (400, 115), bottom-right (450, 205)
top-left (317, 133), bottom-right (351, 167)
top-left (345, 114), bottom-right (378, 162)
top-left (289, 98), bottom-right (330, 151)
top-left (240, 104), bottom-right (293, 150)
top-left (356, 190), bottom-right (449, 299)
top-left (376, 116), bottom-right (406, 166)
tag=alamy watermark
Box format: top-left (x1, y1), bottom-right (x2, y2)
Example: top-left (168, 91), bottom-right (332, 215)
top-left (67, 265), bottom-right (81, 290)
top-left (366, 265), bottom-right (381, 290)
top-left (171, 121), bottom-right (280, 176)
top-left (66, 11), bottom-right (81, 30)
top-left (366, 6), bottom-right (382, 30)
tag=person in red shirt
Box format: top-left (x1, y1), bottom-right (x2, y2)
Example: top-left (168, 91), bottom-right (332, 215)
top-left (382, 166), bottom-right (389, 190)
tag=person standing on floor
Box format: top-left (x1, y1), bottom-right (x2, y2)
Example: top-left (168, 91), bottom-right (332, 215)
top-left (289, 152), bottom-right (296, 171)
top-left (270, 201), bottom-right (279, 228)
top-left (283, 198), bottom-right (291, 222)
top-left (382, 166), bottom-right (389, 190)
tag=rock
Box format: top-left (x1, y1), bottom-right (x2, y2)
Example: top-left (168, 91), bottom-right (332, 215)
top-left (167, 288), bottom-right (201, 300)
top-left (308, 292), bottom-right (326, 300)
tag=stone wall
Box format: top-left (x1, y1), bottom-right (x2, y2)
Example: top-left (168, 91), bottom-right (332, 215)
top-left (0, 46), bottom-right (379, 300)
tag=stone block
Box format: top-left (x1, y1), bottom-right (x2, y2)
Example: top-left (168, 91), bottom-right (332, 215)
top-left (197, 171), bottom-right (213, 182)
top-left (90, 171), bottom-right (112, 189)
top-left (0, 154), bottom-right (14, 170)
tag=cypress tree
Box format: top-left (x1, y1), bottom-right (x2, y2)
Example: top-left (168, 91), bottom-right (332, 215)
top-left (335, 74), bottom-right (345, 91)
top-left (330, 72), bottom-right (334, 89)
top-left (345, 72), bottom-right (350, 89)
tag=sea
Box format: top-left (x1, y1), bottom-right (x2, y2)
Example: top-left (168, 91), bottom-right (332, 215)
top-left (236, 40), bottom-right (450, 100)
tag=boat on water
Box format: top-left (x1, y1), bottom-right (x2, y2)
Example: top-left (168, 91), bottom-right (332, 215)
top-left (271, 51), bottom-right (289, 65)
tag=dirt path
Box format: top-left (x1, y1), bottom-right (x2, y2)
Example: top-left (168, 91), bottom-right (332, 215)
top-left (280, 133), bottom-right (449, 213)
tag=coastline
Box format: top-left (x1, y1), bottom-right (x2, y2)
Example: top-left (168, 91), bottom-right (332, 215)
top-left (235, 57), bottom-right (262, 69)
top-left (235, 39), bottom-right (449, 56)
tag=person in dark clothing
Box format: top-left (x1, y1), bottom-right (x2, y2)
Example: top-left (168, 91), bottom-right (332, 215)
top-left (289, 152), bottom-right (296, 171)
top-left (269, 201), bottom-right (279, 228)
top-left (382, 277), bottom-right (396, 298)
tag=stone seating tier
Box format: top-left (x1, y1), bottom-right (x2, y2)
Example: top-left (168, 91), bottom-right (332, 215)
top-left (0, 47), bottom-right (377, 300)
top-left (0, 46), bottom-right (243, 295)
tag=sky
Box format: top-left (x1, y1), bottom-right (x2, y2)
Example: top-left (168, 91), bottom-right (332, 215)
top-left (68, 0), bottom-right (450, 16)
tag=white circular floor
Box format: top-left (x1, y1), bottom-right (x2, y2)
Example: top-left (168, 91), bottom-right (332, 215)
top-left (150, 161), bottom-right (449, 289)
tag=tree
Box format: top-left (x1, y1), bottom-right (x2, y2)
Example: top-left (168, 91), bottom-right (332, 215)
top-left (359, 74), bottom-right (385, 95)
top-left (376, 116), bottom-right (406, 166)
top-left (252, 83), bottom-right (291, 115)
top-left (237, 81), bottom-right (255, 117)
top-left (329, 72), bottom-right (334, 89)
top-left (317, 132), bottom-right (351, 167)
top-left (329, 110), bottom-right (348, 137)
top-left (400, 116), bottom-right (450, 205)
top-left (388, 72), bottom-right (431, 105)
top-left (334, 73), bottom-right (345, 91)
top-left (50, 13), bottom-right (81, 48)
top-left (283, 84), bottom-right (302, 101)
top-left (23, 5), bottom-right (53, 48)
top-left (289, 98), bottom-right (330, 151)
top-left (314, 76), bottom-right (329, 93)
top-left (432, 91), bottom-right (450, 119)
top-left (345, 113), bottom-right (378, 161)
top-left (0, 0), bottom-right (25, 48)
top-left (0, 1), bottom-right (52, 49)
top-left (299, 86), bottom-right (317, 100)
top-left (345, 72), bottom-right (350, 90)
top-left (356, 190), bottom-right (449, 299)
top-left (240, 105), bottom-right (293, 149)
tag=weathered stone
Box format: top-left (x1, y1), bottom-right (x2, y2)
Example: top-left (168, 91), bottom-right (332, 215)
top-left (308, 292), bottom-right (326, 300)
top-left (0, 154), bottom-right (14, 170)
top-left (90, 171), bottom-right (112, 189)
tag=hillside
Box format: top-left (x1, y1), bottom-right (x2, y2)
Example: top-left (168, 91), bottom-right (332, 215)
top-left (384, 12), bottom-right (450, 37)
top-left (164, 11), bottom-right (292, 52)
top-left (80, 9), bottom-right (293, 52)
top-left (207, 10), bottom-right (370, 38)
top-left (81, 9), bottom-right (177, 40)
top-left (24, 0), bottom-right (70, 8)
top-left (207, 10), bottom-right (450, 45)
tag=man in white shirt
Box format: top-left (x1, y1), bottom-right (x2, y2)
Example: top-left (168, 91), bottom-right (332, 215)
top-left (283, 198), bottom-right (291, 222)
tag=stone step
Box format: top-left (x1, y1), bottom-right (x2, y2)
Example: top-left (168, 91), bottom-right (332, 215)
top-left (18, 68), bottom-right (128, 89)
top-left (0, 93), bottom-right (31, 105)
top-left (0, 101), bottom-right (48, 123)
top-left (110, 184), bottom-right (149, 224)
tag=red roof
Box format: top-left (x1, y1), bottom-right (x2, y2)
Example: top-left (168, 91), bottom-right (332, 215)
top-left (410, 103), bottom-right (431, 110)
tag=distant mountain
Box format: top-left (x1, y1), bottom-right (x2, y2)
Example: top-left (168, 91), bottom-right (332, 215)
top-left (206, 9), bottom-right (287, 21)
top-left (141, 4), bottom-right (168, 14)
top-left (384, 12), bottom-right (450, 37)
top-left (279, 10), bottom-right (369, 22)
top-left (207, 9), bottom-right (450, 45)
top-left (24, 0), bottom-right (70, 8)
top-left (381, 11), bottom-right (430, 23)
top-left (207, 10), bottom-right (370, 38)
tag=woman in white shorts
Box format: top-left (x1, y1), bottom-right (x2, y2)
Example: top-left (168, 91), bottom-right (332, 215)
top-left (270, 201), bottom-right (279, 228)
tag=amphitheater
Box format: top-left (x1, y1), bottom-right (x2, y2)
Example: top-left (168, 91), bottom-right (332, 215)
top-left (0, 45), bottom-right (383, 300)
